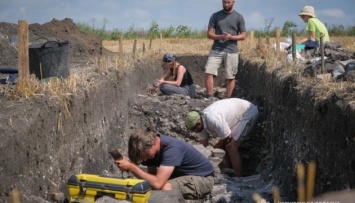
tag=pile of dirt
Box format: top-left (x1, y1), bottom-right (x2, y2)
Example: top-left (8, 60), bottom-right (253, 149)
top-left (0, 18), bottom-right (112, 67)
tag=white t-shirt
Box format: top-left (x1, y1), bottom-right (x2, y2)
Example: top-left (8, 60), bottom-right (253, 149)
top-left (199, 98), bottom-right (258, 141)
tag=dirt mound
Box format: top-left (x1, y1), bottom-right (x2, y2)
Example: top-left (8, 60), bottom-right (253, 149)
top-left (0, 18), bottom-right (112, 67)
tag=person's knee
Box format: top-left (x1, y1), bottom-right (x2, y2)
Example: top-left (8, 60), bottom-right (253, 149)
top-left (159, 84), bottom-right (169, 94)
top-left (225, 140), bottom-right (240, 152)
top-left (159, 83), bottom-right (167, 90)
top-left (161, 182), bottom-right (173, 190)
top-left (205, 73), bottom-right (214, 79)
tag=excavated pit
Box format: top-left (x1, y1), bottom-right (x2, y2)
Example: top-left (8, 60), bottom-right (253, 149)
top-left (0, 19), bottom-right (354, 203)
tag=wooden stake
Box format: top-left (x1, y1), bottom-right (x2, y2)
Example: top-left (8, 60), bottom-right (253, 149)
top-left (306, 161), bottom-right (316, 201)
top-left (291, 32), bottom-right (296, 62)
top-left (18, 20), bottom-right (30, 86)
top-left (258, 35), bottom-right (261, 51)
top-left (252, 193), bottom-right (262, 203)
top-left (40, 63), bottom-right (43, 80)
top-left (118, 34), bottom-right (124, 67)
top-left (10, 188), bottom-right (21, 203)
top-left (118, 34), bottom-right (123, 57)
top-left (320, 33), bottom-right (325, 74)
top-left (133, 39), bottom-right (137, 58)
top-left (297, 163), bottom-right (306, 202)
top-left (250, 30), bottom-right (254, 47)
top-left (275, 28), bottom-right (280, 56)
top-left (272, 186), bottom-right (281, 203)
top-left (160, 32), bottom-right (162, 51)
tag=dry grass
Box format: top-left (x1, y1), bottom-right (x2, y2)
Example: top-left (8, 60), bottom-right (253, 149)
top-left (3, 36), bottom-right (354, 110)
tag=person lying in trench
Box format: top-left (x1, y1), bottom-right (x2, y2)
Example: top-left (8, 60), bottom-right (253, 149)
top-left (114, 127), bottom-right (214, 199)
top-left (148, 53), bottom-right (196, 98)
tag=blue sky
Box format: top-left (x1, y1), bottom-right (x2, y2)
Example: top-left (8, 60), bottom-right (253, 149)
top-left (1, 0), bottom-right (354, 32)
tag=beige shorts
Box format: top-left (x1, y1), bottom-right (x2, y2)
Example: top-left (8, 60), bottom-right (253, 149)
top-left (204, 50), bottom-right (239, 79)
top-left (169, 175), bottom-right (214, 199)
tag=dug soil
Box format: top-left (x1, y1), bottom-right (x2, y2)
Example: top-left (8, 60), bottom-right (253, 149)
top-left (0, 18), bottom-right (354, 203)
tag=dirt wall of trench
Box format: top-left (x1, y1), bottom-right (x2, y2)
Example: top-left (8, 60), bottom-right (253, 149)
top-left (0, 54), bottom-right (354, 202)
top-left (237, 58), bottom-right (355, 200)
top-left (0, 63), bottom-right (161, 202)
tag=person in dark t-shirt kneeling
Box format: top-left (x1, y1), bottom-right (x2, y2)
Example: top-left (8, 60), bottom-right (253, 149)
top-left (115, 127), bottom-right (214, 199)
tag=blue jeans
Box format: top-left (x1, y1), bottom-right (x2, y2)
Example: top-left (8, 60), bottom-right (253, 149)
top-left (160, 84), bottom-right (196, 98)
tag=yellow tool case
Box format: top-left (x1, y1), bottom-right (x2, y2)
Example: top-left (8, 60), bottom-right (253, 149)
top-left (67, 173), bottom-right (151, 203)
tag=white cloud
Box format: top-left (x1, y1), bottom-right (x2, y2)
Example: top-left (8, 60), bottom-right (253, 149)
top-left (318, 9), bottom-right (345, 18)
top-left (245, 12), bottom-right (264, 29)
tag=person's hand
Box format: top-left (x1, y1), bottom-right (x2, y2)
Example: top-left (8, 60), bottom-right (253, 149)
top-left (148, 86), bottom-right (157, 94)
top-left (222, 32), bottom-right (231, 41)
top-left (115, 158), bottom-right (132, 172)
top-left (156, 78), bottom-right (164, 85)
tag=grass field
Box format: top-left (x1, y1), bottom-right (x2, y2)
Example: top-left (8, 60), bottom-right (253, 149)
top-left (4, 36), bottom-right (355, 100)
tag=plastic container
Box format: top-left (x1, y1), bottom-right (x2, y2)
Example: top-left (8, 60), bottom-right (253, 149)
top-left (284, 35), bottom-right (292, 44)
top-left (29, 40), bottom-right (69, 79)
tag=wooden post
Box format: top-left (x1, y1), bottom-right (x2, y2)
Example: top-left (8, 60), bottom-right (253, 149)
top-left (18, 20), bottom-right (30, 85)
top-left (266, 36), bottom-right (270, 45)
top-left (118, 34), bottom-right (123, 57)
top-left (160, 32), bottom-right (162, 50)
top-left (306, 161), bottom-right (316, 201)
top-left (320, 33), bottom-right (324, 74)
top-left (297, 163), bottom-right (306, 202)
top-left (250, 30), bottom-right (254, 48)
top-left (276, 27), bottom-right (280, 55)
top-left (132, 39), bottom-right (137, 58)
top-left (272, 186), bottom-right (281, 203)
top-left (118, 34), bottom-right (124, 67)
top-left (143, 43), bottom-right (146, 55)
top-left (258, 35), bottom-right (261, 51)
top-left (10, 188), bottom-right (21, 203)
top-left (292, 32), bottom-right (296, 61)
top-left (149, 38), bottom-right (152, 50)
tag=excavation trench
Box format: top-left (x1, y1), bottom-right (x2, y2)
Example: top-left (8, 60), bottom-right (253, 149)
top-left (0, 55), bottom-right (354, 203)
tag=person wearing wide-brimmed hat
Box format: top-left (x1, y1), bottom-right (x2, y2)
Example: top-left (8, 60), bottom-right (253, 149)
top-left (298, 5), bottom-right (329, 44)
top-left (184, 98), bottom-right (259, 177)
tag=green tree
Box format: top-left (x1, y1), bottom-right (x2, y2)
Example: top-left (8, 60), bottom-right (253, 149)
top-left (163, 25), bottom-right (175, 38)
top-left (148, 21), bottom-right (160, 39)
top-left (263, 17), bottom-right (274, 36)
top-left (348, 26), bottom-right (355, 36)
top-left (281, 20), bottom-right (297, 37)
top-left (175, 25), bottom-right (191, 38)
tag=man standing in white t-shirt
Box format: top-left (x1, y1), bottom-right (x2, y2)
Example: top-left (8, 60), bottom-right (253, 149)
top-left (184, 98), bottom-right (259, 177)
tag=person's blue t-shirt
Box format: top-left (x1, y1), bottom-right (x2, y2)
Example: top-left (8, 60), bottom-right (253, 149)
top-left (142, 134), bottom-right (214, 177)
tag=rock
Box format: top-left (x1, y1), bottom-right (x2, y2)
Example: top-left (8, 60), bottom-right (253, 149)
top-left (149, 190), bottom-right (185, 203)
top-left (211, 148), bottom-right (226, 158)
top-left (312, 189), bottom-right (355, 203)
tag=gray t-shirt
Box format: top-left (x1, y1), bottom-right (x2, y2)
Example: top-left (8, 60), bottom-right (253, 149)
top-left (142, 134), bottom-right (214, 177)
top-left (208, 9), bottom-right (246, 53)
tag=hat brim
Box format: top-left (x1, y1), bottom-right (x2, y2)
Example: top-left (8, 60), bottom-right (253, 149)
top-left (299, 12), bottom-right (316, 18)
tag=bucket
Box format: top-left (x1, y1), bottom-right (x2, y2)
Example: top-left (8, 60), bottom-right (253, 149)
top-left (29, 40), bottom-right (69, 79)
